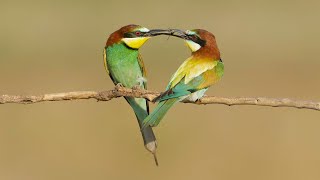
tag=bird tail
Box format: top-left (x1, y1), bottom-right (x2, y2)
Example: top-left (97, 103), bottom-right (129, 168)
top-left (126, 97), bottom-right (158, 165)
top-left (142, 98), bottom-right (179, 129)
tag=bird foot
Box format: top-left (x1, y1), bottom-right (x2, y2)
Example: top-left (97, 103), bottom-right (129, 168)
top-left (115, 83), bottom-right (124, 88)
top-left (115, 83), bottom-right (125, 91)
top-left (195, 99), bottom-right (202, 104)
top-left (136, 76), bottom-right (147, 87)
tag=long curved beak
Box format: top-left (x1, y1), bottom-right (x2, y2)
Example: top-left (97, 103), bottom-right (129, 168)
top-left (145, 29), bottom-right (187, 39)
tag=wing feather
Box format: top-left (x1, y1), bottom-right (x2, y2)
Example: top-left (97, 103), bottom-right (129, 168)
top-left (168, 57), bottom-right (217, 89)
top-left (103, 48), bottom-right (109, 74)
top-left (154, 57), bottom-right (219, 102)
top-left (137, 53), bottom-right (150, 114)
top-left (137, 53), bottom-right (147, 89)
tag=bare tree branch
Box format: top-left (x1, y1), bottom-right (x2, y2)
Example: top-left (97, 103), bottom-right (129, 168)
top-left (0, 85), bottom-right (319, 111)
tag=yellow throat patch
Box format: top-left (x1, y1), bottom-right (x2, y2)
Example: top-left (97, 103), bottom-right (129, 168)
top-left (122, 37), bottom-right (150, 49)
top-left (185, 40), bottom-right (201, 52)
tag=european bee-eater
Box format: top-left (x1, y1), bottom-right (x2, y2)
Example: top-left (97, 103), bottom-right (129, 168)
top-left (142, 29), bottom-right (224, 128)
top-left (103, 24), bottom-right (173, 165)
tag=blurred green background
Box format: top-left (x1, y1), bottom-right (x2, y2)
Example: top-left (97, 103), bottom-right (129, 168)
top-left (1, 0), bottom-right (320, 179)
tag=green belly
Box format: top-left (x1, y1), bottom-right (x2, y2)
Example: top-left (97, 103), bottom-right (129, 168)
top-left (106, 43), bottom-right (143, 88)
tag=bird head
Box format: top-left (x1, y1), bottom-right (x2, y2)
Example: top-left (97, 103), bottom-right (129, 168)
top-left (106, 24), bottom-right (175, 49)
top-left (171, 29), bottom-right (221, 59)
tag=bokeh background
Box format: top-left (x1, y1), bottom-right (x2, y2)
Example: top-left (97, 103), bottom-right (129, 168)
top-left (1, 0), bottom-right (320, 179)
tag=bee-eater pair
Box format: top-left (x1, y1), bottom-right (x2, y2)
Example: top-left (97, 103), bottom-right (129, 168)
top-left (104, 24), bottom-right (224, 165)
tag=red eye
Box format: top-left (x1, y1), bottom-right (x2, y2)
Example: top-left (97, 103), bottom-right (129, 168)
top-left (135, 31), bottom-right (141, 36)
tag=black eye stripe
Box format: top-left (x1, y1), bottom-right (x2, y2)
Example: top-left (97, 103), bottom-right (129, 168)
top-left (124, 31), bottom-right (145, 38)
top-left (189, 35), bottom-right (206, 47)
top-left (123, 32), bottom-right (135, 38)
top-left (197, 38), bottom-right (206, 47)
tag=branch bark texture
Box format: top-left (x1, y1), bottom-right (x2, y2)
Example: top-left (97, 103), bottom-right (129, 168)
top-left (0, 86), bottom-right (319, 111)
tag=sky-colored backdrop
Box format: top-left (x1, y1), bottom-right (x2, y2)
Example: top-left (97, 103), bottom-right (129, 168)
top-left (1, 0), bottom-right (320, 179)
